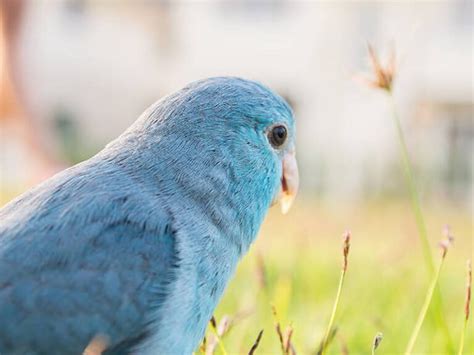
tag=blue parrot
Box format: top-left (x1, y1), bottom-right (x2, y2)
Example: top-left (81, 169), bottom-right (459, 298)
top-left (0, 77), bottom-right (299, 354)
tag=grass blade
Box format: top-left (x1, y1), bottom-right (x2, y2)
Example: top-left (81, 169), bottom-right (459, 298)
top-left (405, 236), bottom-right (452, 354)
top-left (248, 330), bottom-right (264, 355)
top-left (457, 259), bottom-right (471, 355)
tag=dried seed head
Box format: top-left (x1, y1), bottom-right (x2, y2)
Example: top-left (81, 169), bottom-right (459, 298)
top-left (438, 225), bottom-right (454, 258)
top-left (465, 259), bottom-right (472, 321)
top-left (272, 305), bottom-right (285, 353)
top-left (342, 231), bottom-right (351, 272)
top-left (207, 315), bottom-right (232, 355)
top-left (442, 224), bottom-right (455, 243)
top-left (217, 315), bottom-right (232, 337)
top-left (284, 325), bottom-right (294, 354)
top-left (359, 43), bottom-right (396, 92)
top-left (372, 332), bottom-right (383, 352)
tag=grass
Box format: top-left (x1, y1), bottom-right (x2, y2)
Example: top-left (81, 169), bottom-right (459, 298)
top-left (458, 259), bottom-right (472, 355)
top-left (319, 231), bottom-right (350, 354)
top-left (405, 233), bottom-right (451, 354)
top-left (372, 332), bottom-right (383, 354)
top-left (204, 199), bottom-right (472, 354)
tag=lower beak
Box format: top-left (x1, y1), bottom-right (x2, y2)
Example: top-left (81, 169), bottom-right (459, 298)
top-left (279, 149), bottom-right (299, 214)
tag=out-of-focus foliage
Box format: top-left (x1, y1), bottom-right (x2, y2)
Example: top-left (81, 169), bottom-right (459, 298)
top-left (207, 200), bottom-right (472, 354)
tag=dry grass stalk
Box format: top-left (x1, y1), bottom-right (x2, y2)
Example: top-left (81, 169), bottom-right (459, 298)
top-left (248, 329), bottom-right (264, 355)
top-left (405, 230), bottom-right (453, 354)
top-left (372, 332), bottom-right (383, 355)
top-left (361, 43), bottom-right (454, 351)
top-left (361, 43), bottom-right (438, 271)
top-left (271, 306), bottom-right (296, 355)
top-left (358, 43), bottom-right (396, 92)
top-left (317, 327), bottom-right (338, 355)
top-left (272, 305), bottom-right (286, 353)
top-left (202, 310), bottom-right (252, 354)
top-left (284, 326), bottom-right (294, 354)
top-left (217, 315), bottom-right (232, 337)
top-left (288, 340), bottom-right (297, 355)
top-left (367, 43), bottom-right (395, 92)
top-left (206, 315), bottom-right (232, 355)
top-left (320, 231), bottom-right (351, 355)
top-left (457, 259), bottom-right (472, 355)
top-left (440, 225), bottom-right (455, 258)
top-left (465, 260), bottom-right (472, 321)
top-left (342, 231), bottom-right (350, 273)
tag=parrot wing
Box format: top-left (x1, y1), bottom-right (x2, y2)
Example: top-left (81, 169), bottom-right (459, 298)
top-left (0, 165), bottom-right (179, 354)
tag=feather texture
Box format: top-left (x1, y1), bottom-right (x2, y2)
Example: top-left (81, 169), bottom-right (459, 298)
top-left (0, 77), bottom-right (295, 354)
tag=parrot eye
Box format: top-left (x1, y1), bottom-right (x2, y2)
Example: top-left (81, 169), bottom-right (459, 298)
top-left (268, 125), bottom-right (288, 148)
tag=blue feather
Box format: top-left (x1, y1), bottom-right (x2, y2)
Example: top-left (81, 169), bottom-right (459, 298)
top-left (0, 77), bottom-right (295, 354)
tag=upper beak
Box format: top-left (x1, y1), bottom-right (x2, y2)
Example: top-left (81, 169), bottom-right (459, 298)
top-left (280, 148), bottom-right (299, 214)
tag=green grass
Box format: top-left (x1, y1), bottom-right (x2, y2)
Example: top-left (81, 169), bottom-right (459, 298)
top-left (206, 199), bottom-right (472, 354)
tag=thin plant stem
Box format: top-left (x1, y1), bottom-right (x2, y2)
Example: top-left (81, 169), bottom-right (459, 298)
top-left (363, 45), bottom-right (453, 352)
top-left (457, 317), bottom-right (468, 355)
top-left (405, 253), bottom-right (446, 354)
top-left (458, 259), bottom-right (471, 355)
top-left (372, 332), bottom-right (383, 355)
top-left (321, 268), bottom-right (346, 354)
top-left (320, 233), bottom-right (350, 355)
top-left (387, 92), bottom-right (454, 351)
top-left (210, 321), bottom-right (228, 355)
top-left (387, 93), bottom-right (433, 272)
top-left (248, 330), bottom-right (264, 355)
top-left (271, 305), bottom-right (287, 354)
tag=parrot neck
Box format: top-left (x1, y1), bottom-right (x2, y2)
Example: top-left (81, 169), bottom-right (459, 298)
top-left (101, 98), bottom-right (282, 255)
top-left (105, 135), bottom-right (277, 256)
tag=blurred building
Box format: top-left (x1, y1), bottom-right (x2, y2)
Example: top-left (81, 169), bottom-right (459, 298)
top-left (1, 0), bottom-right (472, 205)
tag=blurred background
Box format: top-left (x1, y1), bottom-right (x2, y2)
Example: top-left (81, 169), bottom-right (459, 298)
top-left (0, 0), bottom-right (472, 353)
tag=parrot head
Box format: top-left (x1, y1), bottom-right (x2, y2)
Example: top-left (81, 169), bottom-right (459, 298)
top-left (176, 77), bottom-right (299, 215)
top-left (120, 77), bottom-right (298, 229)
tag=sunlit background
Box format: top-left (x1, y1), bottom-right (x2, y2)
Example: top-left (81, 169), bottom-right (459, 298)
top-left (0, 0), bottom-right (472, 354)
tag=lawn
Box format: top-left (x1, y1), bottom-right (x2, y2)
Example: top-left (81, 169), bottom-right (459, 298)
top-left (207, 199), bottom-right (472, 354)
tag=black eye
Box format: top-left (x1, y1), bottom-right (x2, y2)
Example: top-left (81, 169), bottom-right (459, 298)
top-left (268, 125), bottom-right (287, 147)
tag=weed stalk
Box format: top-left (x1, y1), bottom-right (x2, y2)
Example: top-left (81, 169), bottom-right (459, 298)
top-left (320, 231), bottom-right (351, 354)
top-left (363, 44), bottom-right (454, 351)
top-left (405, 237), bottom-right (452, 354)
top-left (372, 332), bottom-right (383, 355)
top-left (457, 259), bottom-right (471, 355)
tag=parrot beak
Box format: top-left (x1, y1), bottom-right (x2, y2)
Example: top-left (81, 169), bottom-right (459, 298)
top-left (280, 149), bottom-right (299, 214)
